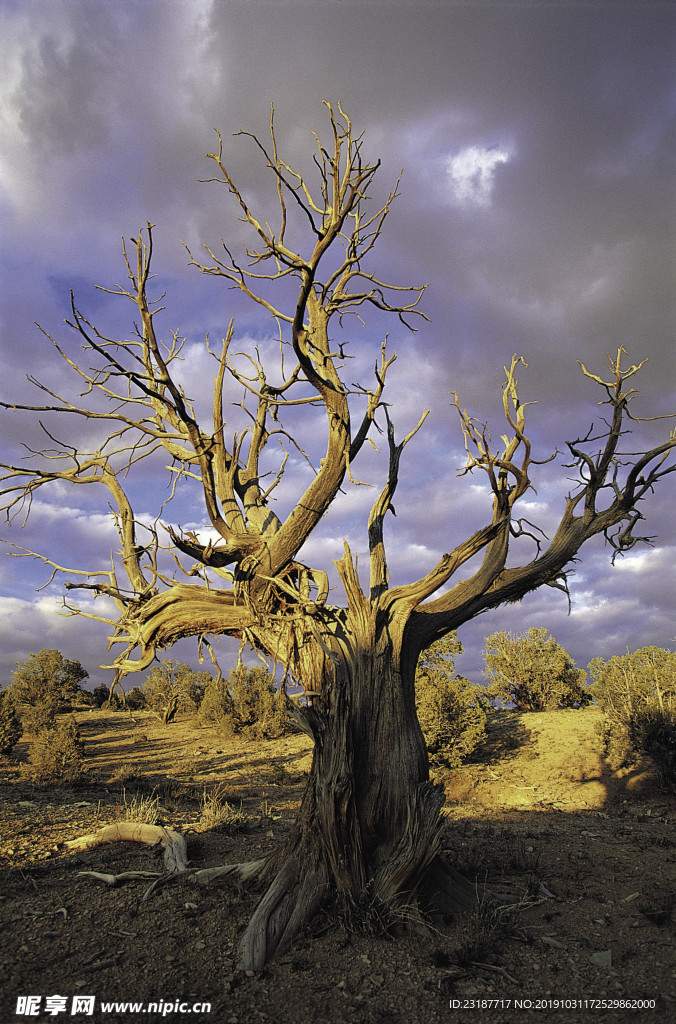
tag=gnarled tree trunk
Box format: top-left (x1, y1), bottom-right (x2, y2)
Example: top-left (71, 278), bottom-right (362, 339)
top-left (238, 578), bottom-right (473, 971)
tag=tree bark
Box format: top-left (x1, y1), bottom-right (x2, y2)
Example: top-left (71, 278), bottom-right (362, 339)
top-left (237, 601), bottom-right (474, 971)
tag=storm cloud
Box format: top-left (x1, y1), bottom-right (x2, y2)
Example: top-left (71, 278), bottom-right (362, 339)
top-left (1, 0), bottom-right (674, 685)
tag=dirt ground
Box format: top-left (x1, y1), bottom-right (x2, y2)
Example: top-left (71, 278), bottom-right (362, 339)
top-left (1, 704), bottom-right (674, 1024)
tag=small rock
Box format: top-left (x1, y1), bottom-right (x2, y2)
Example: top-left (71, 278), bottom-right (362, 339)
top-left (590, 950), bottom-right (612, 969)
top-left (542, 935), bottom-right (567, 949)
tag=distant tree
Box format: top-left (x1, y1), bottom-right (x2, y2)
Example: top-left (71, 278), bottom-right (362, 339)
top-left (125, 685), bottom-right (147, 711)
top-left (197, 664), bottom-right (287, 739)
top-left (10, 649), bottom-right (88, 709)
top-left (484, 627), bottom-right (590, 711)
top-left (196, 674), bottom-right (235, 734)
top-left (227, 664), bottom-right (286, 740)
top-left (589, 646), bottom-right (676, 715)
top-left (415, 635), bottom-right (488, 766)
top-left (91, 684), bottom-right (110, 708)
top-left (143, 660), bottom-right (211, 724)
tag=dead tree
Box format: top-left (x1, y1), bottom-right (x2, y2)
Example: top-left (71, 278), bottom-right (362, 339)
top-left (1, 104), bottom-right (674, 970)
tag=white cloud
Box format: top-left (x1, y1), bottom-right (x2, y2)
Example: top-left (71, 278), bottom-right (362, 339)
top-left (446, 145), bottom-right (511, 208)
top-left (613, 547), bottom-right (673, 576)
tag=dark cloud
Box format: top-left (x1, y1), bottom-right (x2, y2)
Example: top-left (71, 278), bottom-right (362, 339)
top-left (0, 0), bottom-right (674, 683)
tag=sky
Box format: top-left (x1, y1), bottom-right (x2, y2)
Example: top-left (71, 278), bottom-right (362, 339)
top-left (0, 0), bottom-right (674, 690)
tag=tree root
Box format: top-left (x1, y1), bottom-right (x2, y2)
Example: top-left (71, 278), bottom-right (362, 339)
top-left (77, 869), bottom-right (163, 887)
top-left (64, 812), bottom-right (475, 972)
top-left (66, 822), bottom-right (191, 899)
top-left (237, 857), bottom-right (329, 972)
top-left (192, 860), bottom-right (266, 885)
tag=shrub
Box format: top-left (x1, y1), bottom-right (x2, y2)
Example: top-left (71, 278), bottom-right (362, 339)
top-left (22, 698), bottom-right (58, 736)
top-left (91, 684), bottom-right (110, 708)
top-left (589, 646), bottom-right (676, 715)
top-left (483, 627), bottom-right (590, 711)
top-left (23, 717), bottom-right (86, 785)
top-left (143, 660), bottom-right (211, 724)
top-left (125, 686), bottom-right (147, 710)
top-left (415, 635), bottom-right (489, 767)
top-left (10, 649), bottom-right (88, 708)
top-left (628, 706), bottom-right (676, 792)
top-left (0, 690), bottom-right (23, 755)
top-left (590, 646), bottom-right (676, 790)
top-left (196, 675), bottom-right (236, 735)
top-left (228, 665), bottom-right (286, 739)
top-left (197, 665), bottom-right (286, 740)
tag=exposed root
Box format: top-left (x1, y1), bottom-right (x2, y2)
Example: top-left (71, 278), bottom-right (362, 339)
top-left (192, 860), bottom-right (266, 886)
top-left (66, 822), bottom-right (191, 899)
top-left (77, 869), bottom-right (163, 887)
top-left (238, 858), bottom-right (329, 972)
top-left (66, 822), bottom-right (272, 903)
top-left (64, 809), bottom-right (475, 972)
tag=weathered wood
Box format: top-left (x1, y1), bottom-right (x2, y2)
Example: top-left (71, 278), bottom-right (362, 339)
top-left (66, 822), bottom-right (189, 874)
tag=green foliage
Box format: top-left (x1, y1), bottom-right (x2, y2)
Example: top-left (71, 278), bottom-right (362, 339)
top-left (22, 699), bottom-right (58, 736)
top-left (0, 690), bottom-right (23, 755)
top-left (589, 646), bottom-right (676, 714)
top-left (415, 635), bottom-right (489, 767)
top-left (23, 716), bottom-right (86, 785)
top-left (143, 660), bottom-right (212, 724)
top-left (91, 684), bottom-right (110, 708)
top-left (196, 675), bottom-right (236, 735)
top-left (483, 627), bottom-right (590, 711)
top-left (197, 665), bottom-right (286, 740)
top-left (590, 646), bottom-right (676, 790)
top-left (229, 665), bottom-right (286, 739)
top-left (10, 649), bottom-right (88, 709)
top-left (125, 686), bottom-right (147, 710)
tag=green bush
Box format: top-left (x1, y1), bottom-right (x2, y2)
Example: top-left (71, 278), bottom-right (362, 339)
top-left (23, 716), bottom-right (86, 785)
top-left (197, 665), bottom-right (286, 740)
top-left (0, 690), bottom-right (23, 755)
top-left (415, 635), bottom-right (489, 767)
top-left (628, 707), bottom-right (676, 792)
top-left (91, 684), bottom-right (110, 708)
top-left (10, 649), bottom-right (88, 709)
top-left (143, 660), bottom-right (211, 724)
top-left (229, 665), bottom-right (286, 739)
top-left (590, 646), bottom-right (676, 790)
top-left (484, 627), bottom-right (590, 711)
top-left (196, 675), bottom-right (236, 736)
top-left (589, 646), bottom-right (676, 715)
top-left (22, 698), bottom-right (58, 736)
top-left (125, 686), bottom-right (147, 710)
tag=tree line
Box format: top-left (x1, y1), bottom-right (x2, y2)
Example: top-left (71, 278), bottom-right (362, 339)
top-left (2, 634), bottom-right (674, 790)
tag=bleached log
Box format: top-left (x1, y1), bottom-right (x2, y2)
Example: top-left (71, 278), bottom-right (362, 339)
top-left (65, 821), bottom-right (189, 874)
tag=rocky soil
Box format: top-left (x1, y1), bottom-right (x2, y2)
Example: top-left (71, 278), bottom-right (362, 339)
top-left (1, 705), bottom-right (674, 1023)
